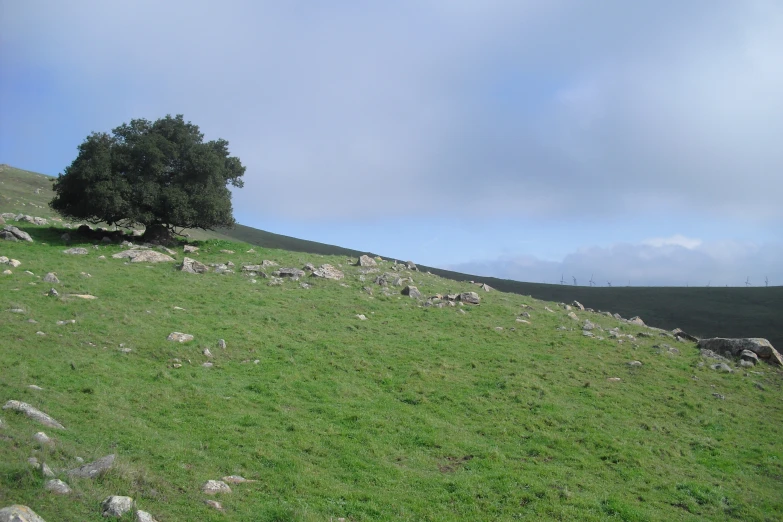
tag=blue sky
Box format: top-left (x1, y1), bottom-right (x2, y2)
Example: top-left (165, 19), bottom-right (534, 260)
top-left (1, 1), bottom-right (781, 286)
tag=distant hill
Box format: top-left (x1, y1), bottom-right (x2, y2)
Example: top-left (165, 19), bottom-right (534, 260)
top-left (2, 163), bottom-right (781, 348)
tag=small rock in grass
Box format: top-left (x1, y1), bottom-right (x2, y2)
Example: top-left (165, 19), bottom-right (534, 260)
top-left (45, 479), bottom-right (71, 495)
top-left (711, 363), bottom-right (733, 373)
top-left (63, 247), bottom-right (89, 255)
top-left (222, 475), bottom-right (254, 484)
top-left (56, 319), bottom-right (75, 325)
top-left (47, 288), bottom-right (58, 297)
top-left (101, 496), bottom-right (134, 517)
top-left (67, 454), bottom-right (115, 478)
top-left (167, 332), bottom-right (194, 343)
top-left (41, 462), bottom-right (55, 478)
top-left (202, 362), bottom-right (213, 368)
top-left (627, 361), bottom-right (642, 367)
top-left (42, 273), bottom-right (59, 283)
top-left (202, 480), bottom-right (231, 495)
top-left (217, 339), bottom-right (226, 349)
top-left (2, 400), bottom-right (64, 429)
top-left (712, 393), bottom-right (725, 400)
top-left (204, 500), bottom-right (223, 511)
top-left (356, 314), bottom-right (367, 320)
top-left (203, 348), bottom-right (213, 358)
top-left (607, 377), bottom-right (621, 382)
top-left (28, 385), bottom-right (43, 391)
top-left (0, 505), bottom-right (47, 522)
top-left (33, 432), bottom-right (52, 445)
top-left (135, 510), bottom-right (159, 522)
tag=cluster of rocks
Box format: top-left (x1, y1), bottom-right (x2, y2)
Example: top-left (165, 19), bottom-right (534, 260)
top-left (698, 338), bottom-right (782, 368)
top-left (1, 224), bottom-right (33, 242)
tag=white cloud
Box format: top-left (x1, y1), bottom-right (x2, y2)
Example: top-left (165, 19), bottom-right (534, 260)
top-left (642, 235), bottom-right (702, 249)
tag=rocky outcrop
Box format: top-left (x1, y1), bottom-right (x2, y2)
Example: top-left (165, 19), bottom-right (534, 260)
top-left (697, 338), bottom-right (782, 366)
top-left (274, 268), bottom-right (305, 278)
top-left (202, 480), bottom-right (231, 495)
top-left (672, 328), bottom-right (698, 342)
top-left (3, 225), bottom-right (34, 242)
top-left (312, 264), bottom-right (344, 280)
top-left (101, 496), bottom-right (134, 517)
top-left (167, 332), bottom-right (194, 343)
top-left (63, 247), bottom-right (89, 255)
top-left (2, 401), bottom-right (64, 429)
top-left (180, 257), bottom-right (209, 274)
top-left (402, 285), bottom-right (422, 299)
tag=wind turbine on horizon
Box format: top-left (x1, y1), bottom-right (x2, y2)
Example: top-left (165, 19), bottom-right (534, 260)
top-left (589, 274), bottom-right (596, 287)
top-left (559, 274), bottom-right (566, 285)
top-left (765, 276), bottom-right (769, 287)
top-left (745, 277), bottom-right (751, 287)
top-left (572, 276), bottom-right (577, 286)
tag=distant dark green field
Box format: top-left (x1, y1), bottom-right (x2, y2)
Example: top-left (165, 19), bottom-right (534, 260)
top-left (3, 164), bottom-right (782, 349)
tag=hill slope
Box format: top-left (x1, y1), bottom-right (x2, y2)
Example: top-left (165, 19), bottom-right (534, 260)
top-left (2, 164), bottom-right (782, 347)
top-left (0, 223), bottom-right (781, 521)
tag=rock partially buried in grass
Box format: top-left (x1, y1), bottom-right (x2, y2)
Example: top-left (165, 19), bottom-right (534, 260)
top-left (202, 480), bottom-right (231, 495)
top-left (42, 273), bottom-right (59, 283)
top-left (402, 285), bottom-right (422, 299)
top-left (459, 292), bottom-right (480, 305)
top-left (2, 400), bottom-right (65, 429)
top-left (222, 475), bottom-right (254, 484)
top-left (167, 332), bottom-right (194, 343)
top-left (67, 454), bottom-right (116, 478)
top-left (180, 257), bottom-right (209, 274)
top-left (311, 264), bottom-right (344, 280)
top-left (112, 249), bottom-right (175, 263)
top-left (33, 432), bottom-right (53, 445)
top-left (135, 510), bottom-right (159, 522)
top-left (44, 479), bottom-right (71, 495)
top-left (3, 225), bottom-right (34, 242)
top-left (627, 361), bottom-right (643, 367)
top-left (357, 255), bottom-right (377, 267)
top-left (63, 247), bottom-right (88, 255)
top-left (204, 500), bottom-right (223, 511)
top-left (697, 338), bottom-right (783, 366)
top-left (101, 496), bottom-right (134, 517)
top-left (0, 505), bottom-right (47, 522)
top-left (607, 377), bottom-right (622, 382)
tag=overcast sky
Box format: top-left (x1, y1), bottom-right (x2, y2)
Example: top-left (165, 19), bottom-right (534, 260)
top-left (1, 1), bottom-right (781, 286)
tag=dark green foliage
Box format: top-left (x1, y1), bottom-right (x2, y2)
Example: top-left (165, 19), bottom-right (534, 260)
top-left (49, 115), bottom-right (245, 231)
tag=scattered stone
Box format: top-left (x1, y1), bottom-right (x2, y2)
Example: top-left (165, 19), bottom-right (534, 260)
top-left (47, 288), bottom-right (59, 297)
top-left (3, 225), bottom-right (34, 242)
top-left (356, 314), bottom-right (367, 320)
top-left (607, 377), bottom-right (621, 382)
top-left (135, 510), bottom-right (159, 522)
top-left (2, 400), bottom-right (64, 429)
top-left (33, 432), bottom-right (53, 445)
top-left (311, 264), bottom-right (344, 280)
top-left (246, 248), bottom-right (256, 253)
top-left (2, 269), bottom-right (10, 275)
top-left (202, 480), bottom-right (231, 495)
top-left (516, 318), bottom-right (530, 324)
top-left (740, 350), bottom-right (759, 365)
top-left (40, 463), bottom-right (55, 478)
top-left (67, 454), bottom-right (116, 478)
top-left (628, 316), bottom-right (645, 326)
top-left (357, 255), bottom-right (377, 267)
top-left (710, 363), bottom-right (733, 373)
top-left (219, 249), bottom-right (234, 254)
top-left (406, 261), bottom-right (418, 271)
top-left (204, 500), bottom-right (223, 511)
top-left (274, 267), bottom-right (305, 278)
top-left (180, 257), bottom-right (209, 274)
top-left (56, 319), bottom-right (76, 325)
top-left (167, 332), bottom-right (194, 343)
top-left (582, 331), bottom-right (594, 337)
top-left (112, 249), bottom-right (175, 263)
top-left (28, 384), bottom-right (43, 391)
top-left (203, 348), bottom-right (213, 358)
top-left (261, 260), bottom-right (278, 268)
top-left (184, 245), bottom-right (199, 253)
top-left (63, 247), bottom-right (88, 255)
top-left (698, 338), bottom-right (783, 366)
top-left (544, 307), bottom-right (555, 313)
top-left (572, 300), bottom-right (585, 311)
top-left (202, 362), bottom-right (213, 368)
top-left (494, 326), bottom-right (503, 331)
top-left (222, 475), bottom-right (254, 484)
top-left (362, 286), bottom-right (373, 295)
top-left (101, 496), bottom-right (134, 518)
top-left (42, 272), bottom-right (59, 283)
top-left (459, 292), bottom-right (480, 305)
top-left (567, 311), bottom-right (579, 321)
top-left (402, 285), bottom-right (422, 299)
top-left (45, 479), bottom-right (71, 495)
top-left (10, 308), bottom-right (24, 313)
top-left (299, 282), bottom-right (311, 289)
top-left (66, 294), bottom-right (97, 299)
top-left (0, 505), bottom-right (47, 522)
top-left (754, 382), bottom-right (765, 391)
top-left (480, 283), bottom-right (492, 292)
top-left (583, 320), bottom-right (595, 331)
top-left (712, 393), bottom-right (726, 400)
top-left (627, 361), bottom-right (643, 367)
top-left (218, 339), bottom-right (226, 349)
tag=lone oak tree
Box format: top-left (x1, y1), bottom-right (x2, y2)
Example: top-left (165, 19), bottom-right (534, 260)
top-left (50, 115), bottom-right (245, 236)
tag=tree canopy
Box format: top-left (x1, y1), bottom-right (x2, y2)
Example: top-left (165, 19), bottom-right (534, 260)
top-left (50, 114), bottom-right (245, 233)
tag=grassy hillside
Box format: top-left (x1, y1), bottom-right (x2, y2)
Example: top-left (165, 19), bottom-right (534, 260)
top-left (0, 223), bottom-right (782, 521)
top-left (2, 163), bottom-right (782, 346)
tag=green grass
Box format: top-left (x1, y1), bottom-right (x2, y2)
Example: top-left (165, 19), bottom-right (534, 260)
top-left (3, 164), bottom-right (782, 349)
top-left (0, 223), bottom-right (782, 521)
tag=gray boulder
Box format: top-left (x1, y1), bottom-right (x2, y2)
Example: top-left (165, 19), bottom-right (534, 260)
top-left (0, 505), bottom-right (47, 522)
top-left (459, 292), bottom-right (480, 305)
top-left (135, 511), bottom-right (159, 522)
top-left (711, 363), bottom-right (733, 373)
top-left (697, 338), bottom-right (782, 366)
top-left (202, 480), bottom-right (232, 495)
top-left (672, 328), bottom-right (699, 342)
top-left (167, 332), bottom-right (194, 343)
top-left (112, 249), bottom-right (174, 263)
top-left (4, 225), bottom-right (33, 242)
top-left (357, 255), bottom-right (377, 267)
top-left (274, 268), bottom-right (305, 278)
top-left (67, 454), bottom-right (116, 478)
top-left (628, 316), bottom-right (645, 326)
top-left (2, 400), bottom-right (64, 429)
top-left (402, 285), bottom-right (422, 299)
top-left (101, 496), bottom-right (134, 517)
top-left (44, 479), bottom-right (72, 495)
top-left (740, 350), bottom-right (759, 365)
top-left (42, 273), bottom-right (59, 283)
top-left (180, 257), bottom-right (209, 274)
top-left (183, 245), bottom-right (199, 253)
top-left (406, 261), bottom-right (418, 271)
top-left (572, 301), bottom-right (585, 311)
top-left (312, 264), bottom-right (344, 280)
